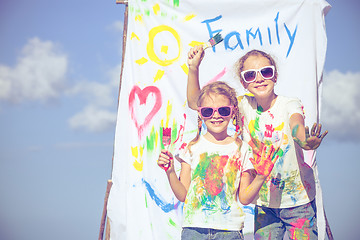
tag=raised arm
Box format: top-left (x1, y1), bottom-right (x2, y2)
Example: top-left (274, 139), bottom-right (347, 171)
top-left (187, 45), bottom-right (205, 110)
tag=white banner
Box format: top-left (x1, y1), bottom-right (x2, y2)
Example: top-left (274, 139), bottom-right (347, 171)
top-left (107, 0), bottom-right (331, 239)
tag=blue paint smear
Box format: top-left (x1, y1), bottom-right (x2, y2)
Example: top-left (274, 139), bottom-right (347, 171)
top-left (142, 178), bottom-right (181, 213)
top-left (242, 205), bottom-right (255, 215)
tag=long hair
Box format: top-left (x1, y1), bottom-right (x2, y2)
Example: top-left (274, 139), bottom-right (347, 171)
top-left (187, 81), bottom-right (242, 151)
top-left (234, 49), bottom-right (278, 86)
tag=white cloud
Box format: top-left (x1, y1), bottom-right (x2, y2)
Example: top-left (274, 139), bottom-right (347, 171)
top-left (321, 70), bottom-right (360, 140)
top-left (107, 20), bottom-right (124, 32)
top-left (54, 141), bottom-right (113, 150)
top-left (0, 37), bottom-right (67, 103)
top-left (67, 81), bottom-right (116, 107)
top-left (68, 105), bottom-right (117, 133)
top-left (67, 64), bottom-right (121, 132)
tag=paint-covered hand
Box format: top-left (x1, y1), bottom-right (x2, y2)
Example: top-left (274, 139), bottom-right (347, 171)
top-left (249, 145), bottom-right (279, 177)
top-left (157, 149), bottom-right (174, 172)
top-left (187, 45), bottom-right (204, 69)
top-left (293, 123), bottom-right (328, 150)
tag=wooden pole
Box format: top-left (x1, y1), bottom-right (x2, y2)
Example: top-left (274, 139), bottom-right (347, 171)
top-left (98, 180), bottom-right (113, 240)
top-left (116, 0), bottom-right (129, 106)
top-left (99, 1), bottom-right (129, 239)
top-left (325, 209), bottom-right (334, 240)
top-left (105, 219), bottom-right (111, 240)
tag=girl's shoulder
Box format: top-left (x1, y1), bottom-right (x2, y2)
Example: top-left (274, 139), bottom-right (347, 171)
top-left (237, 94), bottom-right (254, 102)
top-left (276, 95), bottom-right (301, 104)
top-left (275, 95), bottom-right (303, 109)
top-left (237, 94), bottom-right (257, 108)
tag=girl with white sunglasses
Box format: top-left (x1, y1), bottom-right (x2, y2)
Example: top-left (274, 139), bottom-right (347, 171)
top-left (158, 81), bottom-right (278, 240)
top-left (187, 47), bottom-right (328, 240)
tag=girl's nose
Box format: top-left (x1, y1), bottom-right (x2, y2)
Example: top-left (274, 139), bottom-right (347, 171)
top-left (255, 71), bottom-right (264, 82)
top-left (213, 109), bottom-right (221, 117)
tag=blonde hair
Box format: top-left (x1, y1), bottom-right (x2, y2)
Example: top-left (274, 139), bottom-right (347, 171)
top-left (187, 81), bottom-right (242, 151)
top-left (234, 49), bottom-right (278, 86)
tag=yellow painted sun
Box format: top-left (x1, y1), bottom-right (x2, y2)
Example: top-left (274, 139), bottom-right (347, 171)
top-left (131, 4), bottom-right (204, 82)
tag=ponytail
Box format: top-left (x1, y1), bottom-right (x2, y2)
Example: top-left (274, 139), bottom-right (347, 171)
top-left (187, 115), bottom-right (202, 152)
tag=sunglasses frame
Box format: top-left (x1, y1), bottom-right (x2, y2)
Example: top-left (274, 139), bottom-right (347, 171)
top-left (198, 106), bottom-right (234, 119)
top-left (241, 65), bottom-right (275, 83)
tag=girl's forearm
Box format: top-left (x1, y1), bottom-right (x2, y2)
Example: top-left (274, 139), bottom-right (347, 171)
top-left (240, 175), bottom-right (267, 205)
top-left (167, 171), bottom-right (187, 202)
top-left (187, 67), bottom-right (201, 110)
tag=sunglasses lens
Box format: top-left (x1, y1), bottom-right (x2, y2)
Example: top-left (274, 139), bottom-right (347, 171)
top-left (201, 107), bottom-right (214, 118)
top-left (218, 107), bottom-right (231, 117)
top-left (261, 67), bottom-right (274, 79)
top-left (244, 71), bottom-right (256, 82)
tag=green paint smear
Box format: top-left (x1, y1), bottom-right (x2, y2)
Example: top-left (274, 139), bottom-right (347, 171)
top-left (169, 218), bottom-right (177, 227)
top-left (146, 126), bottom-right (157, 152)
top-left (145, 192), bottom-right (148, 208)
top-left (173, 0), bottom-right (179, 7)
top-left (171, 121), bottom-right (178, 143)
top-left (254, 116), bottom-right (261, 131)
top-left (276, 148), bottom-right (284, 158)
top-left (192, 153), bottom-right (212, 180)
top-left (250, 116), bottom-right (261, 139)
top-left (259, 182), bottom-right (269, 202)
top-left (256, 105), bottom-right (264, 114)
top-left (292, 124), bottom-right (299, 138)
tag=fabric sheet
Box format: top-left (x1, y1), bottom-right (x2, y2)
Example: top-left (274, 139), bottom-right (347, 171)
top-left (107, 0), bottom-right (331, 239)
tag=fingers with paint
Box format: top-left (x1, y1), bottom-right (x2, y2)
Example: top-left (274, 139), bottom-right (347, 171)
top-left (250, 145), bottom-right (279, 177)
top-left (293, 123), bottom-right (328, 150)
top-left (158, 149), bottom-right (174, 172)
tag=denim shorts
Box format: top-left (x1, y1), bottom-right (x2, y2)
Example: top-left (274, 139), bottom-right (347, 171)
top-left (254, 200), bottom-right (318, 240)
top-left (181, 227), bottom-right (244, 240)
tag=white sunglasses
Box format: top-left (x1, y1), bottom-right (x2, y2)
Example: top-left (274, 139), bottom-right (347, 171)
top-left (241, 66), bottom-right (275, 83)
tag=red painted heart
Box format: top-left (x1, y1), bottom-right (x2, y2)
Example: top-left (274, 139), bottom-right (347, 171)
top-left (128, 85), bottom-right (162, 139)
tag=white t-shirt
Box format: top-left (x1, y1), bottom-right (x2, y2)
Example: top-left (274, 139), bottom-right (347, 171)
top-left (238, 95), bottom-right (316, 208)
top-left (177, 136), bottom-right (254, 231)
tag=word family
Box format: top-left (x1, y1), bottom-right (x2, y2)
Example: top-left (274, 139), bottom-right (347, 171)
top-left (202, 12), bottom-right (298, 57)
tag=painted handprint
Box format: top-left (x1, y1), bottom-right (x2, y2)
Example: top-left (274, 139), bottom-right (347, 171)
top-left (249, 145), bottom-right (279, 177)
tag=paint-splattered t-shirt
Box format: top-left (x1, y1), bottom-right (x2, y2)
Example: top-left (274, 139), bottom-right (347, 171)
top-left (238, 95), bottom-right (316, 209)
top-left (177, 136), bottom-right (254, 231)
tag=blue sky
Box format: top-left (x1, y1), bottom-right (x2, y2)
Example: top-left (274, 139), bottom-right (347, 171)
top-left (0, 0), bottom-right (359, 239)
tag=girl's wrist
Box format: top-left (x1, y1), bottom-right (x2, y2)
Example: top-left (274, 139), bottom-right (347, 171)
top-left (188, 65), bottom-right (199, 71)
top-left (166, 168), bottom-right (176, 176)
top-left (256, 174), bottom-right (267, 181)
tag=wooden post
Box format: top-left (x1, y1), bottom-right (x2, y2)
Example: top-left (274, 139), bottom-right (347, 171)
top-left (325, 209), bottom-right (334, 240)
top-left (116, 0), bottom-right (129, 105)
top-left (98, 180), bottom-right (113, 240)
top-left (99, 1), bottom-right (129, 239)
top-left (105, 219), bottom-right (111, 240)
